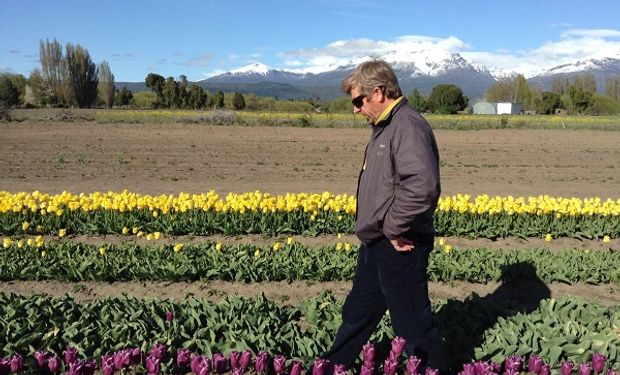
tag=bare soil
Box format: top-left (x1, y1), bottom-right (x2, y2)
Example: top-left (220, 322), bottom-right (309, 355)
top-left (1, 120), bottom-right (619, 305)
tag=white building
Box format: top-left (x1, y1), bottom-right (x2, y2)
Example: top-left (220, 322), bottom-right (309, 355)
top-left (473, 102), bottom-right (522, 115)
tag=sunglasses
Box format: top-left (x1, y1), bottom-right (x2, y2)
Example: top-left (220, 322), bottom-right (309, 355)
top-left (352, 93), bottom-right (366, 108)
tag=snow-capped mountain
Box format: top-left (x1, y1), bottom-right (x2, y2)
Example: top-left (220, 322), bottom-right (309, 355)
top-left (201, 51), bottom-right (620, 100)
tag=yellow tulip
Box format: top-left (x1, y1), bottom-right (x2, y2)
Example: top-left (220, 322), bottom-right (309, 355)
top-left (603, 235), bottom-right (611, 243)
top-left (545, 234), bottom-right (553, 242)
top-left (154, 232), bottom-right (161, 240)
top-left (58, 229), bottom-right (67, 238)
top-left (122, 227), bottom-right (129, 235)
top-left (215, 242), bottom-right (222, 251)
top-left (173, 243), bottom-right (184, 252)
top-left (21, 221), bottom-right (30, 231)
top-left (99, 247), bottom-right (106, 255)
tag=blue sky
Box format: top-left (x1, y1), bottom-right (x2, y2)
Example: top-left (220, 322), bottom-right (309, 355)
top-left (2, 0), bottom-right (620, 82)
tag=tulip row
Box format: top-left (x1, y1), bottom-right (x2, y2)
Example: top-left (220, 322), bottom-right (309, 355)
top-left (1, 240), bottom-right (619, 284)
top-left (1, 335), bottom-right (617, 375)
top-left (0, 292), bottom-right (618, 371)
top-left (0, 191), bottom-right (619, 238)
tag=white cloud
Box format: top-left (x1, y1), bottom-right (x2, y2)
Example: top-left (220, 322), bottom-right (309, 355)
top-left (181, 54), bottom-right (212, 67)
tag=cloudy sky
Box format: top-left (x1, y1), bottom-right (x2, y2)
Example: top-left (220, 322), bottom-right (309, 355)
top-left (1, 0), bottom-right (620, 81)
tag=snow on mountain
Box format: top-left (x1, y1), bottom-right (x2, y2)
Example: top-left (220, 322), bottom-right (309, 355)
top-left (230, 62), bottom-right (271, 76)
top-left (542, 56), bottom-right (620, 75)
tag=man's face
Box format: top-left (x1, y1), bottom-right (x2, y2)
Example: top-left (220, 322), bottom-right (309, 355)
top-left (350, 86), bottom-right (384, 125)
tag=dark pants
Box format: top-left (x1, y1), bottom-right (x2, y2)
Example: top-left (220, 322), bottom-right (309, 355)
top-left (319, 236), bottom-right (449, 373)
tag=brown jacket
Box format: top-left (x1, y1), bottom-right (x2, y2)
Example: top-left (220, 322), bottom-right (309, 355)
top-left (355, 98), bottom-right (441, 245)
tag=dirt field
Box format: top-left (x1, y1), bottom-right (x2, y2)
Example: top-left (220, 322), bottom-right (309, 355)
top-left (1, 120), bottom-right (619, 304)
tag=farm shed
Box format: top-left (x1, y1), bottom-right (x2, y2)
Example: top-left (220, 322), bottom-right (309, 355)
top-left (473, 101), bottom-right (523, 115)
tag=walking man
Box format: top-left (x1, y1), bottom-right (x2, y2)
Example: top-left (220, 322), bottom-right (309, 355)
top-left (318, 59), bottom-right (448, 374)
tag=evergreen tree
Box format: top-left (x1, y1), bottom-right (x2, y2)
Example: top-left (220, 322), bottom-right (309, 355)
top-left (568, 84), bottom-right (593, 114)
top-left (161, 77), bottom-right (180, 108)
top-left (0, 75), bottom-right (20, 106)
top-left (232, 92), bottom-right (246, 110)
top-left (145, 73), bottom-right (165, 107)
top-left (215, 90), bottom-right (225, 109)
top-left (408, 88), bottom-right (427, 112)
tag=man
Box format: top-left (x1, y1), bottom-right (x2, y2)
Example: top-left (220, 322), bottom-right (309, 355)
top-left (318, 59), bottom-right (448, 373)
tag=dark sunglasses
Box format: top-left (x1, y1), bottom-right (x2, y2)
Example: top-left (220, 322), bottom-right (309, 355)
top-left (352, 93), bottom-right (366, 108)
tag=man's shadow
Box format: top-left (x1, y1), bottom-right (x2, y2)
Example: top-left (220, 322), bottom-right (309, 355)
top-left (435, 261), bottom-right (551, 373)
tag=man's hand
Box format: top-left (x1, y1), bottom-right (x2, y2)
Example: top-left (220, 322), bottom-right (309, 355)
top-left (390, 236), bottom-right (414, 252)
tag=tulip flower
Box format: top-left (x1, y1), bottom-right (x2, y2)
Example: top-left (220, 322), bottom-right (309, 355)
top-left (363, 343), bottom-right (376, 368)
top-left (213, 353), bottom-right (227, 374)
top-left (290, 361), bottom-right (304, 375)
top-left (255, 351), bottom-right (269, 374)
top-left (198, 357), bottom-right (212, 375)
top-left (561, 361), bottom-right (575, 375)
top-left (10, 353), bottom-right (23, 373)
top-left (528, 355), bottom-right (545, 375)
top-left (504, 355), bottom-right (522, 373)
top-left (146, 355), bottom-right (161, 375)
top-left (592, 354), bottom-right (607, 374)
top-left (504, 370), bottom-right (519, 375)
top-left (473, 361), bottom-right (494, 375)
top-left (606, 369), bottom-right (617, 375)
top-left (425, 369), bottom-right (439, 375)
top-left (334, 364), bottom-right (347, 375)
top-left (361, 364), bottom-right (375, 375)
top-left (383, 358), bottom-right (398, 375)
top-left (273, 354), bottom-right (286, 374)
top-left (459, 363), bottom-right (475, 375)
top-left (240, 350), bottom-right (252, 370)
top-left (150, 343), bottom-right (167, 361)
top-left (165, 311), bottom-right (174, 322)
top-left (64, 347), bottom-right (79, 366)
top-left (83, 359), bottom-right (96, 375)
top-left (34, 351), bottom-right (48, 369)
top-left (69, 360), bottom-right (84, 375)
top-left (407, 355), bottom-right (422, 375)
top-left (101, 355), bottom-right (115, 375)
top-left (177, 349), bottom-right (191, 368)
top-left (312, 359), bottom-right (329, 375)
top-left (540, 364), bottom-right (551, 375)
top-left (130, 348), bottom-right (142, 365)
top-left (0, 359), bottom-right (10, 375)
top-left (580, 363), bottom-right (593, 375)
top-left (232, 369), bottom-right (244, 375)
top-left (47, 355), bottom-right (60, 373)
top-left (114, 350), bottom-right (129, 370)
top-left (229, 351), bottom-right (241, 370)
top-left (191, 353), bottom-right (203, 374)
top-left (390, 337), bottom-right (406, 358)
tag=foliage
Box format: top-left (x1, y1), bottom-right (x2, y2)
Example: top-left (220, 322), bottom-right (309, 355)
top-left (214, 91), bottom-right (225, 109)
top-left (145, 73), bottom-right (165, 107)
top-left (485, 75), bottom-right (532, 108)
top-left (65, 43), bottom-right (99, 108)
top-left (588, 94), bottom-right (620, 115)
top-left (408, 88), bottom-right (427, 112)
top-left (232, 92), bottom-right (246, 110)
top-left (97, 60), bottom-right (115, 108)
top-left (569, 85), bottom-right (594, 114)
top-left (114, 87), bottom-right (134, 107)
top-left (0, 75), bottom-right (20, 107)
top-left (533, 91), bottom-right (562, 115)
top-left (427, 84), bottom-right (469, 114)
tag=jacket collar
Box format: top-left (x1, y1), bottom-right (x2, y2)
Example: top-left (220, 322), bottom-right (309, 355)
top-left (373, 97), bottom-right (406, 127)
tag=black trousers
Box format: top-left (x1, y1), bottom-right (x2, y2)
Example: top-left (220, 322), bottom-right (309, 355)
top-left (319, 235), bottom-right (449, 373)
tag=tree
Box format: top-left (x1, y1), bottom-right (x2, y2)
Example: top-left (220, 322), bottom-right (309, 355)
top-left (535, 91), bottom-right (562, 115)
top-left (186, 85), bottom-right (207, 109)
top-left (27, 69), bottom-right (45, 106)
top-left (145, 73), bottom-right (165, 107)
top-left (114, 86), bottom-right (133, 106)
top-left (427, 84), bottom-right (468, 114)
top-left (573, 74), bottom-right (597, 93)
top-left (161, 77), bottom-right (180, 108)
top-left (39, 38), bottom-right (64, 106)
top-left (214, 90), bottom-right (225, 109)
top-left (65, 43), bottom-right (99, 108)
top-left (408, 88), bottom-right (427, 112)
top-left (485, 74), bottom-right (531, 107)
top-left (98, 60), bottom-right (115, 108)
top-left (605, 76), bottom-right (620, 101)
top-left (568, 84), bottom-right (593, 114)
top-left (232, 92), bottom-right (246, 110)
top-left (0, 75), bottom-right (20, 107)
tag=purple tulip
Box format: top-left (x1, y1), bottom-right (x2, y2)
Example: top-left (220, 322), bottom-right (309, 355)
top-left (64, 347), bottom-right (79, 366)
top-left (255, 351), bottom-right (269, 374)
top-left (383, 358), bottom-right (398, 375)
top-left (290, 361), bottom-right (304, 375)
top-left (165, 310), bottom-right (174, 322)
top-left (390, 337), bottom-right (406, 358)
top-left (273, 354), bottom-right (286, 374)
top-left (580, 363), bottom-right (593, 375)
top-left (0, 359), bottom-right (10, 375)
top-left (198, 357), bottom-right (212, 375)
top-left (213, 353), bottom-right (227, 374)
top-left (131, 348), bottom-right (142, 365)
top-left (407, 355), bottom-right (422, 375)
top-left (528, 355), bottom-right (545, 375)
top-left (191, 353), bottom-right (202, 374)
top-left (34, 351), bottom-right (49, 368)
top-left (334, 363), bottom-right (347, 375)
top-left (232, 369), bottom-right (244, 375)
top-left (10, 354), bottom-right (23, 373)
top-left (177, 349), bottom-right (191, 368)
top-left (101, 355), bottom-right (115, 375)
top-left (312, 358), bottom-right (329, 375)
top-left (540, 364), bottom-right (551, 375)
top-left (363, 343), bottom-right (376, 368)
top-left (229, 351), bottom-right (241, 370)
top-left (239, 350), bottom-right (252, 370)
top-left (114, 349), bottom-right (132, 370)
top-left (425, 369), bottom-right (439, 375)
top-left (150, 343), bottom-right (167, 361)
top-left (592, 354), bottom-right (607, 374)
top-left (83, 359), bottom-right (97, 375)
top-left (361, 364), bottom-right (375, 375)
top-left (473, 361), bottom-right (494, 375)
top-left (504, 370), bottom-right (519, 375)
top-left (47, 355), bottom-right (60, 373)
top-left (460, 363), bottom-right (475, 375)
top-left (504, 355), bottom-right (522, 373)
top-left (561, 362), bottom-right (575, 375)
top-left (69, 360), bottom-right (84, 375)
top-left (146, 355), bottom-right (161, 375)
top-left (606, 369), bottom-right (617, 375)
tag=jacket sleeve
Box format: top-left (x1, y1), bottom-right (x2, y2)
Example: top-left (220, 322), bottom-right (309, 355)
top-left (382, 115), bottom-right (440, 239)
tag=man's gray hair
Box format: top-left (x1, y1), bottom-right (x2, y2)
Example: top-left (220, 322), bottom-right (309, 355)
top-left (341, 59), bottom-right (402, 99)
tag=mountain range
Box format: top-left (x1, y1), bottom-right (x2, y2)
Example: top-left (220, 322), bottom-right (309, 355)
top-left (119, 52), bottom-right (620, 101)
